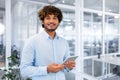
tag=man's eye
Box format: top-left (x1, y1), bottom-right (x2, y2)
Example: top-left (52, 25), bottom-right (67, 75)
top-left (46, 17), bottom-right (50, 20)
top-left (53, 17), bottom-right (58, 20)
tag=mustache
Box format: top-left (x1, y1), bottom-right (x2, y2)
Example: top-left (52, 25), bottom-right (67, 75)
top-left (48, 23), bottom-right (55, 25)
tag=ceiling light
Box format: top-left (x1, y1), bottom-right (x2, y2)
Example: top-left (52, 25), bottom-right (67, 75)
top-left (62, 0), bottom-right (65, 3)
top-left (48, 0), bottom-right (58, 3)
top-left (114, 15), bottom-right (119, 19)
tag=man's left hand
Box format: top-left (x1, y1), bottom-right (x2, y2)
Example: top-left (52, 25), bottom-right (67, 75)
top-left (63, 60), bottom-right (75, 70)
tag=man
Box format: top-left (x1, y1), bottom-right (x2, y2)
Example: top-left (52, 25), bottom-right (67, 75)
top-left (20, 5), bottom-right (75, 80)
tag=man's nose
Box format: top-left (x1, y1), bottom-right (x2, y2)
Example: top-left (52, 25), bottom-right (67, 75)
top-left (49, 18), bottom-right (55, 22)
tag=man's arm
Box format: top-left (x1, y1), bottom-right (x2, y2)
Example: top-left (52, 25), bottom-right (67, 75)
top-left (20, 40), bottom-right (48, 77)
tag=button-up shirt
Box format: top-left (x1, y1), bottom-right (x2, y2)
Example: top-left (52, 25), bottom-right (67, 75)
top-left (20, 30), bottom-right (70, 80)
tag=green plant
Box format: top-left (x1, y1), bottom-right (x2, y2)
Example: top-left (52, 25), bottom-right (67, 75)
top-left (1, 45), bottom-right (32, 80)
top-left (2, 52), bottom-right (21, 80)
top-left (1, 46), bottom-right (21, 80)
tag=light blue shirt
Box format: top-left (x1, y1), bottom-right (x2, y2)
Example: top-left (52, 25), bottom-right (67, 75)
top-left (20, 30), bottom-right (70, 80)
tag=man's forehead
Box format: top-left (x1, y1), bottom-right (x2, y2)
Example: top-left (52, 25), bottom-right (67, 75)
top-left (46, 14), bottom-right (57, 17)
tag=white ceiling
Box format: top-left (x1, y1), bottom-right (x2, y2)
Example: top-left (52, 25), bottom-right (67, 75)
top-left (0, 0), bottom-right (119, 19)
top-left (0, 0), bottom-right (75, 19)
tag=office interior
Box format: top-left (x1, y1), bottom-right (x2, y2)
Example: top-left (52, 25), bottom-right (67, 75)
top-left (0, 0), bottom-right (120, 80)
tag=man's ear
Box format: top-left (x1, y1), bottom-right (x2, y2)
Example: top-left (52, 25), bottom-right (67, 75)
top-left (41, 21), bottom-right (44, 28)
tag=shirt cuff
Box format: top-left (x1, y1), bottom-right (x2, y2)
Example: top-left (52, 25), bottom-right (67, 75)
top-left (38, 66), bottom-right (48, 75)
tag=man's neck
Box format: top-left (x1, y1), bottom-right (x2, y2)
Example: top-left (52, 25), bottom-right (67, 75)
top-left (45, 30), bottom-right (56, 39)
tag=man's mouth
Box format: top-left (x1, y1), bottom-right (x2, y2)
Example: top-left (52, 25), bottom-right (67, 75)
top-left (48, 23), bottom-right (55, 26)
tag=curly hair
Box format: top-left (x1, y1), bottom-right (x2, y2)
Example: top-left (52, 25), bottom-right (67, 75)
top-left (38, 5), bottom-right (63, 23)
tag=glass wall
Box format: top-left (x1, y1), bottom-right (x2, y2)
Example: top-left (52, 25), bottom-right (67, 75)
top-left (105, 0), bottom-right (119, 13)
top-left (83, 12), bottom-right (102, 56)
top-left (83, 0), bottom-right (120, 79)
top-left (84, 0), bottom-right (102, 11)
top-left (104, 15), bottom-right (119, 54)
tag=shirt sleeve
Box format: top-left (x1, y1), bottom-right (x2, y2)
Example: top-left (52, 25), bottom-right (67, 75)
top-left (20, 39), bottom-right (48, 77)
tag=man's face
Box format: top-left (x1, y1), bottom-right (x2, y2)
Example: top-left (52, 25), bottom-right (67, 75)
top-left (42, 14), bottom-right (59, 32)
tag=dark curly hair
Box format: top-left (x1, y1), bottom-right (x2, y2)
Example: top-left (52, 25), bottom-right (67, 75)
top-left (38, 5), bottom-right (63, 27)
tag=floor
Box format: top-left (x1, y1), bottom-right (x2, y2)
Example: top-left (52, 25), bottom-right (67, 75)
top-left (103, 75), bottom-right (120, 80)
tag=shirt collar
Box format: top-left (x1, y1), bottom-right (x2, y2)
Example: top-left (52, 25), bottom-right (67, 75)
top-left (41, 30), bottom-right (59, 40)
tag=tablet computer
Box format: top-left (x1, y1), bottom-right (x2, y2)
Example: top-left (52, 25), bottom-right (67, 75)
top-left (63, 55), bottom-right (78, 63)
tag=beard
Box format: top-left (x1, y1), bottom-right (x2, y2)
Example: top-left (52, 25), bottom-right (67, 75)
top-left (43, 24), bottom-right (58, 32)
top-left (45, 28), bottom-right (56, 32)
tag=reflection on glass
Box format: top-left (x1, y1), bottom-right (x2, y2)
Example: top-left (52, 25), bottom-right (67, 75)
top-left (94, 61), bottom-right (102, 77)
top-left (83, 12), bottom-right (102, 35)
top-left (67, 39), bottom-right (75, 55)
top-left (83, 12), bottom-right (102, 56)
top-left (105, 36), bottom-right (118, 54)
top-left (84, 59), bottom-right (102, 77)
top-left (57, 11), bottom-right (75, 56)
top-left (83, 36), bottom-right (102, 56)
top-left (104, 15), bottom-right (119, 54)
top-left (84, 59), bottom-right (92, 75)
top-left (58, 0), bottom-right (75, 6)
top-left (105, 15), bottom-right (119, 35)
top-left (12, 2), bottom-right (42, 50)
top-left (105, 0), bottom-right (119, 13)
top-left (84, 0), bottom-right (102, 10)
top-left (28, 12), bottom-right (37, 37)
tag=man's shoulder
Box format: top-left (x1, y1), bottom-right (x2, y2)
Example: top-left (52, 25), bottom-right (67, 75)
top-left (26, 34), bottom-right (40, 42)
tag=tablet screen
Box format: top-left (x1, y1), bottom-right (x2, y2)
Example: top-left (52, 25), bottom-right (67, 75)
top-left (63, 55), bottom-right (78, 63)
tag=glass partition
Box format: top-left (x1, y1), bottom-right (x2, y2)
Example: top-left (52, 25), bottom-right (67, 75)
top-left (83, 12), bottom-right (102, 56)
top-left (84, 59), bottom-right (92, 75)
top-left (105, 15), bottom-right (119, 35)
top-left (104, 15), bottom-right (119, 54)
top-left (83, 0), bottom-right (120, 79)
top-left (84, 0), bottom-right (102, 10)
top-left (59, 0), bottom-right (75, 6)
top-left (105, 0), bottom-right (119, 13)
top-left (105, 36), bottom-right (119, 54)
top-left (57, 11), bottom-right (75, 55)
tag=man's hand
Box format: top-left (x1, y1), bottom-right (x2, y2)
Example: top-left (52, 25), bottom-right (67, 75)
top-left (47, 63), bottom-right (64, 73)
top-left (63, 60), bottom-right (75, 70)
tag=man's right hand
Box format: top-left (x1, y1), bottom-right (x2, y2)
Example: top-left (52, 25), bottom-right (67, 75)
top-left (47, 63), bottom-right (64, 73)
